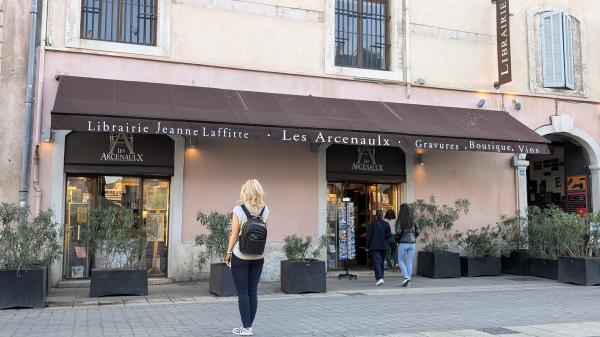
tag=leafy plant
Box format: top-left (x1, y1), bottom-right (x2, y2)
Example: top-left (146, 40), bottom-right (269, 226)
top-left (81, 206), bottom-right (145, 270)
top-left (410, 197), bottom-right (470, 253)
top-left (0, 202), bottom-right (62, 271)
top-left (527, 206), bottom-right (587, 259)
top-left (455, 225), bottom-right (501, 258)
top-left (195, 211), bottom-right (232, 269)
top-left (495, 213), bottom-right (528, 256)
top-left (584, 212), bottom-right (600, 257)
top-left (283, 234), bottom-right (330, 261)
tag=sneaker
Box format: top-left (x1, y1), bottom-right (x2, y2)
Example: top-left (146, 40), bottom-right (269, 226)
top-left (376, 279), bottom-right (384, 286)
top-left (232, 327), bottom-right (253, 336)
top-left (401, 278), bottom-right (410, 287)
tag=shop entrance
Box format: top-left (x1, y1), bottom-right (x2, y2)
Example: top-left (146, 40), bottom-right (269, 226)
top-left (326, 182), bottom-right (399, 270)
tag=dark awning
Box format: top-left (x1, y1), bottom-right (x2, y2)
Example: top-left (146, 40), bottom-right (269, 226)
top-left (51, 76), bottom-right (550, 154)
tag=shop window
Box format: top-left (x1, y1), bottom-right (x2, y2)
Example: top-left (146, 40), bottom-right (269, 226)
top-left (335, 0), bottom-right (390, 70)
top-left (541, 11), bottom-right (575, 90)
top-left (81, 0), bottom-right (157, 46)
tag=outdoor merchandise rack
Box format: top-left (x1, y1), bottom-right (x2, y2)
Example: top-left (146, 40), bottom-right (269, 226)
top-left (337, 198), bottom-right (357, 280)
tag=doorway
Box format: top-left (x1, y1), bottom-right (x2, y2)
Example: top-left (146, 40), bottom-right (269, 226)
top-left (326, 182), bottom-right (399, 270)
top-left (64, 175), bottom-right (170, 279)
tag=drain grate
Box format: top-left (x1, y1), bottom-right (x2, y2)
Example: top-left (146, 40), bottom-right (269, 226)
top-left (476, 327), bottom-right (519, 335)
top-left (507, 277), bottom-right (544, 282)
top-left (344, 292), bottom-right (366, 296)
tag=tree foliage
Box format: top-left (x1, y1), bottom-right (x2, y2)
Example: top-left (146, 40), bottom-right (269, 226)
top-left (282, 234), bottom-right (330, 261)
top-left (195, 211), bottom-right (232, 269)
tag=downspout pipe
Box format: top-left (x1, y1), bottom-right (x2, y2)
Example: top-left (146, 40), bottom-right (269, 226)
top-left (19, 0), bottom-right (40, 224)
top-left (404, 0), bottom-right (411, 99)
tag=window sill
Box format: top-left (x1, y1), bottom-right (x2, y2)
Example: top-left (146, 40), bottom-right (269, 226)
top-left (325, 64), bottom-right (403, 82)
top-left (65, 37), bottom-right (169, 58)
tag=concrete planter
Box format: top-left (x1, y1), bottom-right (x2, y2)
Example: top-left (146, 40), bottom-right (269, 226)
top-left (209, 263), bottom-right (237, 297)
top-left (0, 268), bottom-right (47, 309)
top-left (528, 258), bottom-right (558, 280)
top-left (460, 257), bottom-right (502, 277)
top-left (417, 251), bottom-right (461, 279)
top-left (501, 250), bottom-right (530, 276)
top-left (280, 260), bottom-right (326, 294)
top-left (89, 269), bottom-right (148, 297)
top-left (558, 257), bottom-right (600, 286)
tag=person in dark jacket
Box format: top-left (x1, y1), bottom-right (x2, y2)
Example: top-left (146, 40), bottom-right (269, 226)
top-left (367, 210), bottom-right (391, 286)
top-left (395, 203), bottom-right (420, 287)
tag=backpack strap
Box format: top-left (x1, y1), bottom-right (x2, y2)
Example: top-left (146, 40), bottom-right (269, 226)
top-left (259, 207), bottom-right (265, 217)
top-left (240, 204), bottom-right (253, 221)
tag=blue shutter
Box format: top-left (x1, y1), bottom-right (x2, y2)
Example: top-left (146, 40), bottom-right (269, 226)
top-left (541, 11), bottom-right (566, 88)
top-left (562, 13), bottom-right (575, 90)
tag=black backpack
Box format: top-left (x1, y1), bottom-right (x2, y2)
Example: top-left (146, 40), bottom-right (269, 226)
top-left (238, 205), bottom-right (268, 255)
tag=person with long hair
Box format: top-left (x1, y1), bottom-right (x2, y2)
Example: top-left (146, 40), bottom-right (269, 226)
top-left (395, 203), bottom-right (420, 287)
top-left (383, 209), bottom-right (397, 271)
top-left (225, 179), bottom-right (269, 336)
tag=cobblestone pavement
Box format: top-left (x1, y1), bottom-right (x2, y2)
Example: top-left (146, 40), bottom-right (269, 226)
top-left (1, 276), bottom-right (600, 336)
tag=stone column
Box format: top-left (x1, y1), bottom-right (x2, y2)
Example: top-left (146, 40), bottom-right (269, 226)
top-left (512, 154), bottom-right (530, 217)
top-left (590, 165), bottom-right (600, 213)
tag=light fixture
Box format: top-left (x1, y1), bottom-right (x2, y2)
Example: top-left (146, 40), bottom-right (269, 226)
top-left (513, 99), bottom-right (522, 111)
top-left (477, 99), bottom-right (486, 108)
top-left (41, 128), bottom-right (53, 142)
top-left (417, 153), bottom-right (425, 166)
top-left (186, 136), bottom-right (197, 149)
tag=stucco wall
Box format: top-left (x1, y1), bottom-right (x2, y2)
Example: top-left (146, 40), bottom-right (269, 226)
top-left (413, 151), bottom-right (517, 231)
top-left (0, 0), bottom-right (28, 203)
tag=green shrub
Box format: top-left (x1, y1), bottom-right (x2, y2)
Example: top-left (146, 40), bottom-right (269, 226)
top-left (527, 206), bottom-right (587, 259)
top-left (411, 197), bottom-right (470, 253)
top-left (282, 234), bottom-right (329, 261)
top-left (195, 211), bottom-right (232, 269)
top-left (0, 202), bottom-right (62, 271)
top-left (80, 206), bottom-right (145, 270)
top-left (495, 213), bottom-right (528, 256)
top-left (455, 225), bottom-right (501, 258)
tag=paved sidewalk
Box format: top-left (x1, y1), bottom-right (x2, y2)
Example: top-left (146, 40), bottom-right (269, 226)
top-left (2, 275), bottom-right (599, 336)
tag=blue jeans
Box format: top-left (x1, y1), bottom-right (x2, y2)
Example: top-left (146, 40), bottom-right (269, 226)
top-left (231, 254), bottom-right (264, 328)
top-left (397, 243), bottom-right (416, 279)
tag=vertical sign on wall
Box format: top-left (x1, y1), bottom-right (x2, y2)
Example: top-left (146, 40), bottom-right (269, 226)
top-left (495, 0), bottom-right (512, 87)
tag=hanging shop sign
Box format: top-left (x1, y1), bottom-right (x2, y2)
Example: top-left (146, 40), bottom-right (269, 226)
top-left (495, 0), bottom-right (512, 86)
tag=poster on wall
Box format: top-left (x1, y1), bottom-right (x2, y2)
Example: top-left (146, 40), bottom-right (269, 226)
top-left (147, 213), bottom-right (165, 242)
top-left (567, 175), bottom-right (588, 215)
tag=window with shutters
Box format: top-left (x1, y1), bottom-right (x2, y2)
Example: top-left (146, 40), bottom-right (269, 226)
top-left (335, 0), bottom-right (390, 71)
top-left (527, 7), bottom-right (586, 97)
top-left (541, 11), bottom-right (574, 90)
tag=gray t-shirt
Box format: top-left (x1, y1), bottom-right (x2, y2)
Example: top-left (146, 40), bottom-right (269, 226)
top-left (232, 205), bottom-right (269, 260)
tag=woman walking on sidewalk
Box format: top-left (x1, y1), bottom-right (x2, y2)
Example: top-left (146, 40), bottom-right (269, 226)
top-left (225, 179), bottom-right (269, 336)
top-left (396, 203), bottom-right (420, 287)
top-left (384, 209), bottom-right (398, 271)
top-left (367, 210), bottom-right (392, 286)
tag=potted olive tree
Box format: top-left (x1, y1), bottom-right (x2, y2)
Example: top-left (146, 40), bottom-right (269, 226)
top-left (280, 235), bottom-right (328, 294)
top-left (195, 211), bottom-right (236, 297)
top-left (496, 214), bottom-right (529, 276)
top-left (558, 212), bottom-right (600, 286)
top-left (82, 206), bottom-right (148, 297)
top-left (412, 197), bottom-right (470, 279)
top-left (527, 206), bottom-right (573, 280)
top-left (0, 203), bottom-right (61, 309)
top-left (455, 225), bottom-right (502, 277)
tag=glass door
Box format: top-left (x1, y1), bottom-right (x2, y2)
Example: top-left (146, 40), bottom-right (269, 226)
top-left (143, 178), bottom-right (170, 277)
top-left (64, 177), bottom-right (95, 279)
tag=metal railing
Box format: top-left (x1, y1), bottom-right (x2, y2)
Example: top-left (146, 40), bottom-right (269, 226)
top-left (335, 0), bottom-right (389, 70)
top-left (81, 0), bottom-right (157, 46)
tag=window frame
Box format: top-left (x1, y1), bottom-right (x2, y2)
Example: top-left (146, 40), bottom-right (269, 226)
top-left (334, 0), bottom-right (391, 71)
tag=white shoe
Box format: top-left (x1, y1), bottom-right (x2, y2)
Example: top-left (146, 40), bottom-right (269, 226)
top-left (232, 327), bottom-right (253, 336)
top-left (401, 278), bottom-right (410, 287)
top-left (376, 279), bottom-right (384, 286)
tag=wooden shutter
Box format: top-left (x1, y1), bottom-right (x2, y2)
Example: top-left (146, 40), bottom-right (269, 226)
top-left (541, 11), bottom-right (566, 88)
top-left (562, 13), bottom-right (575, 90)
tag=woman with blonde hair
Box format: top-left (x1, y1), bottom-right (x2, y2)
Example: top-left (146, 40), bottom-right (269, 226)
top-left (225, 179), bottom-right (269, 336)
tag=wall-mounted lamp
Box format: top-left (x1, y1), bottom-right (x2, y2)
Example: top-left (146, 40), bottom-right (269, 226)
top-left (417, 153), bottom-right (425, 166)
top-left (513, 99), bottom-right (522, 111)
top-left (186, 136), bottom-right (197, 149)
top-left (41, 128), bottom-right (53, 142)
top-left (477, 98), bottom-right (486, 108)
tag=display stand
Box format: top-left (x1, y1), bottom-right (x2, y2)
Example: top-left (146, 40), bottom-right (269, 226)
top-left (337, 198), bottom-right (357, 280)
